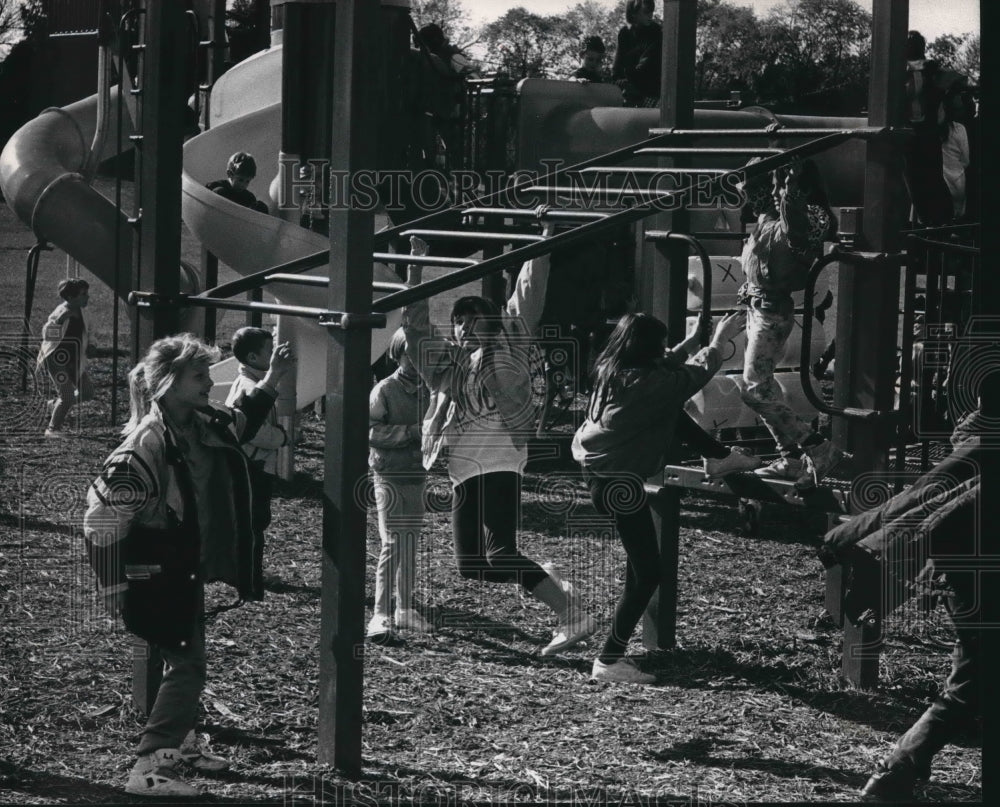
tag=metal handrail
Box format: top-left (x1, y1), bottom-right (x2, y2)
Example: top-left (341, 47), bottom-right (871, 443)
top-left (193, 129), bottom-right (892, 316)
top-left (799, 247), bottom-right (906, 421)
top-left (644, 230), bottom-right (713, 346)
top-left (373, 130), bottom-right (880, 313)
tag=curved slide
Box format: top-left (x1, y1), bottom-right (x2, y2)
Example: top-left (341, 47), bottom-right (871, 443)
top-left (181, 44), bottom-right (401, 406)
top-left (0, 43), bottom-right (401, 411)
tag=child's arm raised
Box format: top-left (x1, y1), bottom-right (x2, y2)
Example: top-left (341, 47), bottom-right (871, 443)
top-left (232, 342), bottom-right (295, 443)
top-left (505, 205), bottom-right (555, 338)
top-left (401, 236), bottom-right (451, 391)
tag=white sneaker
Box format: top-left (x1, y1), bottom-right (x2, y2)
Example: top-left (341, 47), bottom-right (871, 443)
top-left (703, 446), bottom-right (762, 479)
top-left (796, 441), bottom-right (850, 489)
top-left (44, 428), bottom-right (67, 439)
top-left (179, 729), bottom-right (229, 771)
top-left (124, 748), bottom-right (201, 797)
top-left (542, 611), bottom-right (598, 656)
top-left (394, 608), bottom-right (432, 632)
top-left (754, 455), bottom-right (803, 480)
top-left (539, 564), bottom-right (597, 657)
top-left (366, 613), bottom-right (393, 640)
top-left (591, 657), bottom-right (656, 684)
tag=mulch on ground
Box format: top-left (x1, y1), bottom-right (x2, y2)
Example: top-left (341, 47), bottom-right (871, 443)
top-left (0, 377), bottom-right (982, 805)
top-left (0, 198), bottom-right (981, 804)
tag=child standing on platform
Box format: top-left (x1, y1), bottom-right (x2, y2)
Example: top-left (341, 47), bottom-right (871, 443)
top-left (367, 327), bottom-right (432, 641)
top-left (226, 326), bottom-right (289, 587)
top-left (573, 311), bottom-right (752, 684)
top-left (84, 333), bottom-right (294, 798)
top-left (38, 277), bottom-right (94, 437)
top-left (403, 218), bottom-right (598, 658)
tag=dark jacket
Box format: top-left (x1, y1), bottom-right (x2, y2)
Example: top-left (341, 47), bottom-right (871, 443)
top-left (818, 442), bottom-right (989, 625)
top-left (572, 345), bottom-right (722, 478)
top-left (612, 22), bottom-right (662, 103)
top-left (206, 180), bottom-right (269, 214)
top-left (83, 386), bottom-right (277, 648)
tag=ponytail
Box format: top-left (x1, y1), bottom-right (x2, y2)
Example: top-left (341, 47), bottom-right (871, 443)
top-left (123, 362), bottom-right (152, 435)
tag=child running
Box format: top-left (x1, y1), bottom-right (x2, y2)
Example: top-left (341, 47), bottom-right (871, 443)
top-left (572, 310), bottom-right (751, 683)
top-left (367, 326), bottom-right (432, 641)
top-left (83, 333), bottom-right (294, 797)
top-left (402, 216), bottom-right (597, 657)
top-left (738, 158), bottom-right (848, 488)
top-left (37, 277), bottom-right (94, 437)
top-left (226, 326), bottom-right (289, 587)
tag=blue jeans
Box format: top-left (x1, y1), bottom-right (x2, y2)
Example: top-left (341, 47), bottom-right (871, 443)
top-left (136, 588), bottom-right (206, 754)
top-left (884, 584), bottom-right (981, 778)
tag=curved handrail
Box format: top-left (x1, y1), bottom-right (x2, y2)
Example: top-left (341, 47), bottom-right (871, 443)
top-left (643, 230), bottom-right (713, 346)
top-left (799, 246), bottom-right (906, 421)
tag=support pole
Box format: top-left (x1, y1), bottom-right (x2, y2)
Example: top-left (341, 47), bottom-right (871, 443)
top-left (643, 0), bottom-right (696, 651)
top-left (830, 0), bottom-right (908, 688)
top-left (131, 0), bottom-right (189, 712)
top-left (317, 0), bottom-right (377, 775)
top-left (134, 0), bottom-right (188, 354)
top-left (832, 0), bottom-right (908, 472)
top-left (642, 487), bottom-right (682, 650)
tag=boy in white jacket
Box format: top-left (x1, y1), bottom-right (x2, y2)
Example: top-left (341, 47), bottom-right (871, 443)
top-left (226, 327), bottom-right (288, 586)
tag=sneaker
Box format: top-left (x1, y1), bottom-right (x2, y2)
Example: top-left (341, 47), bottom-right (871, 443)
top-left (124, 748), bottom-right (201, 797)
top-left (539, 564), bottom-right (597, 657)
top-left (703, 446), bottom-right (762, 479)
top-left (44, 428), bottom-right (67, 439)
top-left (541, 610), bottom-right (598, 656)
top-left (394, 607), bottom-right (432, 632)
top-left (860, 761), bottom-right (919, 802)
top-left (366, 613), bottom-right (393, 642)
top-left (179, 730), bottom-right (229, 771)
top-left (754, 456), bottom-right (803, 480)
top-left (591, 657), bottom-right (656, 684)
top-left (796, 440), bottom-right (849, 489)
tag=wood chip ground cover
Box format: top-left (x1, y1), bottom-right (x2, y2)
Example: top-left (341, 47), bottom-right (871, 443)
top-left (0, 404), bottom-right (983, 805)
top-left (0, 199), bottom-right (982, 804)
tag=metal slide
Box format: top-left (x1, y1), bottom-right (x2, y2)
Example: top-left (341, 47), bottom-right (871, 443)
top-left (181, 43), bottom-right (402, 406)
top-left (0, 42), bottom-right (401, 410)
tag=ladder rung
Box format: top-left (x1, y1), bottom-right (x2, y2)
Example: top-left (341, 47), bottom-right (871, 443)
top-left (525, 185), bottom-right (677, 200)
top-left (634, 147), bottom-right (785, 155)
top-left (689, 232), bottom-right (746, 241)
top-left (372, 253), bottom-right (478, 268)
top-left (578, 167), bottom-right (730, 175)
top-left (462, 207), bottom-right (609, 221)
top-left (648, 127), bottom-right (863, 137)
top-left (400, 230), bottom-right (545, 243)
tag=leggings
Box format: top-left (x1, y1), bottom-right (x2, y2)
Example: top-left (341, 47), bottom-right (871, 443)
top-left (587, 473), bottom-right (658, 663)
top-left (675, 412), bottom-right (729, 459)
top-left (452, 472), bottom-right (547, 591)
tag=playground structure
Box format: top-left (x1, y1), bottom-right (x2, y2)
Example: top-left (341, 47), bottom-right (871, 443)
top-left (0, 0), bottom-right (986, 777)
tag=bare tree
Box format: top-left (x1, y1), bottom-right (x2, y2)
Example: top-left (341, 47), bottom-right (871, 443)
top-left (0, 0), bottom-right (22, 58)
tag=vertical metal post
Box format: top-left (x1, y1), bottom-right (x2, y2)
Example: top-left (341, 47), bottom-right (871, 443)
top-left (832, 0), bottom-right (908, 473)
top-left (202, 248), bottom-right (218, 343)
top-left (134, 0), bottom-right (188, 354)
top-left (317, 0), bottom-right (377, 775)
top-left (642, 0), bottom-right (696, 651)
top-left (130, 0), bottom-right (189, 711)
top-left (642, 487), bottom-right (682, 649)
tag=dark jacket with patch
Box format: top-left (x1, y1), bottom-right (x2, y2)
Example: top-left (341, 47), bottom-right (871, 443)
top-left (83, 386), bottom-right (276, 648)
